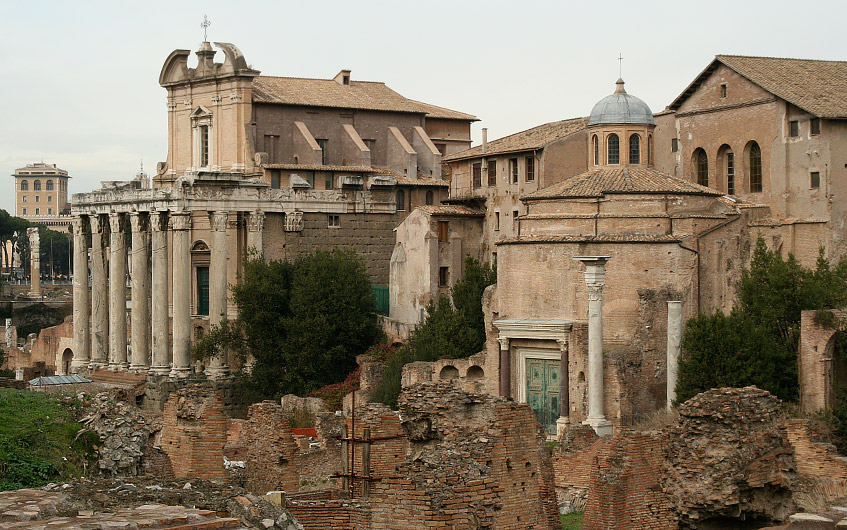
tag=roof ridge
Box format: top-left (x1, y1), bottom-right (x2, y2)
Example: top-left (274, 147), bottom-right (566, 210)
top-left (255, 75), bottom-right (386, 85)
top-left (717, 54), bottom-right (847, 64)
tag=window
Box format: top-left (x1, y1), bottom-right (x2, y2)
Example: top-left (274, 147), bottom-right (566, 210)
top-left (494, 211), bottom-right (500, 231)
top-left (396, 189), bottom-right (406, 211)
top-left (749, 142), bottom-right (762, 193)
top-left (648, 135), bottom-right (653, 166)
top-left (607, 134), bottom-right (620, 164)
top-left (629, 134), bottom-right (640, 164)
top-left (439, 267), bottom-right (449, 287)
top-left (694, 148), bottom-right (708, 186)
top-left (513, 210), bottom-right (519, 233)
top-left (593, 135), bottom-right (599, 165)
top-left (33, 179), bottom-right (41, 191)
top-left (726, 152), bottom-right (735, 195)
top-left (271, 170), bottom-right (281, 189)
top-left (325, 172), bottom-right (333, 189)
top-left (35, 208), bottom-right (39, 215)
top-left (525, 156), bottom-right (535, 182)
top-left (328, 214), bottom-right (340, 227)
top-left (47, 208), bottom-right (52, 215)
top-left (21, 196), bottom-right (26, 203)
top-left (196, 266), bottom-right (209, 316)
top-left (46, 180), bottom-right (54, 191)
top-left (425, 190), bottom-right (434, 205)
top-left (509, 158), bottom-right (519, 183)
top-left (35, 195), bottom-right (40, 203)
top-left (789, 120), bottom-right (799, 137)
top-left (22, 208), bottom-right (26, 215)
top-left (199, 125), bottom-right (210, 167)
top-left (472, 163), bottom-right (482, 188)
top-left (811, 171), bottom-right (820, 189)
top-left (487, 160), bottom-right (497, 186)
top-left (811, 118), bottom-right (821, 135)
top-left (720, 84), bottom-right (727, 98)
top-left (671, 138), bottom-right (679, 152)
top-left (316, 139), bottom-right (328, 164)
top-left (304, 171), bottom-right (315, 188)
top-left (20, 180), bottom-right (28, 191)
top-left (437, 221), bottom-right (449, 242)
top-left (47, 195), bottom-right (52, 202)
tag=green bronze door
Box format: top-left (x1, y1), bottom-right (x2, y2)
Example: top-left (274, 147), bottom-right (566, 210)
top-left (526, 358), bottom-right (561, 435)
top-left (197, 266), bottom-right (210, 316)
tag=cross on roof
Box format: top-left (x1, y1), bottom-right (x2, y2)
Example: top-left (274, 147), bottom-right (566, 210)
top-left (201, 15), bottom-right (211, 41)
top-left (618, 53), bottom-right (623, 78)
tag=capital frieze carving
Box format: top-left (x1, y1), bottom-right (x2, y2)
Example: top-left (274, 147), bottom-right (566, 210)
top-left (170, 213), bottom-right (192, 231)
top-left (91, 215), bottom-right (108, 234)
top-left (587, 285), bottom-right (604, 302)
top-left (284, 211), bottom-right (304, 232)
top-left (498, 337), bottom-right (510, 351)
top-left (209, 211), bottom-right (229, 232)
top-left (129, 213), bottom-right (148, 233)
top-left (71, 217), bottom-right (89, 237)
top-left (247, 211), bottom-right (265, 232)
top-left (108, 213), bottom-right (125, 233)
top-left (556, 338), bottom-right (569, 352)
top-left (150, 211), bottom-right (169, 233)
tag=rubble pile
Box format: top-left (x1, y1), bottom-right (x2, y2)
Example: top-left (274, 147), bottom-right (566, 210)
top-left (661, 386), bottom-right (796, 527)
top-left (78, 392), bottom-right (153, 476)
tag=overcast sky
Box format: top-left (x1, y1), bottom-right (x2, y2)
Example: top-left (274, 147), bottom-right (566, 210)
top-left (0, 0), bottom-right (843, 214)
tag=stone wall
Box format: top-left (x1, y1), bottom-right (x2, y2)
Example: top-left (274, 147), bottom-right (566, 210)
top-left (244, 400), bottom-right (301, 494)
top-left (552, 424), bottom-right (604, 512)
top-left (160, 385), bottom-right (228, 481)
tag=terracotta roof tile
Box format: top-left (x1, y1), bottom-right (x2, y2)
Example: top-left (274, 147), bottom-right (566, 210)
top-left (443, 117), bottom-right (588, 161)
top-left (396, 176), bottom-right (449, 187)
top-left (523, 167), bottom-right (723, 200)
top-left (416, 205), bottom-right (485, 217)
top-left (497, 234), bottom-right (683, 245)
top-left (263, 163), bottom-right (392, 173)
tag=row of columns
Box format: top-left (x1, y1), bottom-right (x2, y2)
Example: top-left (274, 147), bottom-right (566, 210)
top-left (70, 210), bottom-right (265, 378)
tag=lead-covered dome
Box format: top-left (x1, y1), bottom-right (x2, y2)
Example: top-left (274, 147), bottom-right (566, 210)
top-left (588, 79), bottom-right (654, 126)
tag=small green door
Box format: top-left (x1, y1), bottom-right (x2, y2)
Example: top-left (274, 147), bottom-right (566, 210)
top-left (197, 266), bottom-right (209, 316)
top-left (526, 358), bottom-right (561, 435)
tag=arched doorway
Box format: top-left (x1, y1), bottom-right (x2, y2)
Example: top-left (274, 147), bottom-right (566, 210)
top-left (62, 348), bottom-right (73, 375)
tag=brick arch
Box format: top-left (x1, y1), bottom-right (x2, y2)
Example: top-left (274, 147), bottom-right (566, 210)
top-left (799, 309), bottom-right (847, 412)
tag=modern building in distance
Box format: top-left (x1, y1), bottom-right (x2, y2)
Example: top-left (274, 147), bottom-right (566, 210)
top-left (13, 162), bottom-right (72, 230)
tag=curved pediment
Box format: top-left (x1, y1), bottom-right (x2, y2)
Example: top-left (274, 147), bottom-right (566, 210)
top-left (159, 43), bottom-right (260, 87)
top-left (159, 49), bottom-right (191, 86)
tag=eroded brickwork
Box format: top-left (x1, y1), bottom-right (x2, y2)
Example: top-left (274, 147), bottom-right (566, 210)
top-left (244, 401), bottom-right (301, 494)
top-left (160, 385), bottom-right (228, 481)
top-left (786, 419), bottom-right (847, 482)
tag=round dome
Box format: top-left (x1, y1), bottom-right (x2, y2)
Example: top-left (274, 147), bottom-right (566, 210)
top-left (588, 79), bottom-right (654, 126)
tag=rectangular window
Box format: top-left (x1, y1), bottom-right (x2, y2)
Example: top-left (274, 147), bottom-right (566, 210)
top-left (328, 214), bottom-right (340, 227)
top-left (22, 208), bottom-right (26, 215)
top-left (35, 195), bottom-right (39, 202)
top-left (509, 158), bottom-right (518, 184)
top-left (304, 171), bottom-right (315, 188)
top-left (197, 266), bottom-right (210, 316)
top-left (487, 160), bottom-right (497, 186)
top-left (200, 125), bottom-right (209, 167)
top-left (789, 120), bottom-right (799, 137)
top-left (437, 221), bottom-right (449, 242)
top-left (720, 84), bottom-right (727, 98)
top-left (494, 211), bottom-right (500, 231)
top-left (271, 170), bottom-right (281, 189)
top-left (47, 195), bottom-right (52, 202)
top-left (47, 208), bottom-right (52, 215)
top-left (35, 208), bottom-right (39, 215)
top-left (726, 153), bottom-right (735, 195)
top-left (525, 156), bottom-right (535, 182)
top-left (811, 171), bottom-right (820, 189)
top-left (22, 196), bottom-right (26, 202)
top-left (671, 138), bottom-right (678, 152)
top-left (811, 118), bottom-right (821, 135)
top-left (472, 163), bottom-right (482, 188)
top-left (316, 139), bottom-right (328, 165)
top-left (439, 267), bottom-right (449, 287)
top-left (325, 172), bottom-right (333, 189)
top-left (513, 210), bottom-right (519, 233)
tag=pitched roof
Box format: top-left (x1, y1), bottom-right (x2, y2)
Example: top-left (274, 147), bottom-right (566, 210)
top-left (443, 117), bottom-right (588, 162)
top-left (416, 205), bottom-right (485, 217)
top-left (396, 176), bottom-right (449, 187)
top-left (523, 167), bottom-right (723, 200)
top-left (263, 163), bottom-right (393, 174)
top-left (497, 234), bottom-right (683, 245)
top-left (252, 76), bottom-right (475, 120)
top-left (669, 55), bottom-right (847, 119)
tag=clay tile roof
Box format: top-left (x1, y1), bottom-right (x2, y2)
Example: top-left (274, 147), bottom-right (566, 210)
top-left (523, 167), bottom-right (723, 200)
top-left (262, 163), bottom-right (392, 174)
top-left (416, 205), bottom-right (485, 217)
top-left (252, 77), bottom-right (475, 120)
top-left (670, 55), bottom-right (847, 119)
top-left (497, 234), bottom-right (683, 245)
top-left (396, 176), bottom-right (449, 187)
top-left (443, 117), bottom-right (588, 162)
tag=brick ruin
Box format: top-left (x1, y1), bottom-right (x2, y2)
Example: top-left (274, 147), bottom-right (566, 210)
top-left (160, 385), bottom-right (228, 481)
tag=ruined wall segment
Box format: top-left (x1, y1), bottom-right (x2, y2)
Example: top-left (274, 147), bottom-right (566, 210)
top-left (160, 385), bottom-right (228, 481)
top-left (244, 400), bottom-right (301, 494)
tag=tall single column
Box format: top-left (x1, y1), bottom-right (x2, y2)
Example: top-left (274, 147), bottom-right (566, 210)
top-left (129, 213), bottom-right (150, 372)
top-left (27, 227), bottom-right (41, 298)
top-left (667, 301), bottom-right (683, 409)
top-left (150, 212), bottom-right (170, 375)
top-left (89, 215), bottom-right (109, 368)
top-left (206, 211), bottom-right (230, 379)
top-left (498, 337), bottom-right (511, 398)
top-left (556, 336), bottom-right (571, 437)
top-left (109, 213), bottom-right (128, 370)
top-left (574, 256), bottom-right (612, 436)
top-left (170, 212), bottom-right (192, 379)
top-left (246, 210), bottom-right (265, 258)
top-left (70, 217), bottom-right (90, 373)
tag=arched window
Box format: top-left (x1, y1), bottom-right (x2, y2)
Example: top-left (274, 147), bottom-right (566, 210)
top-left (718, 144), bottom-right (734, 195)
top-left (647, 135), bottom-right (653, 166)
top-left (592, 135), bottom-right (599, 165)
top-left (33, 180), bottom-right (41, 191)
top-left (46, 180), bottom-right (54, 191)
top-left (20, 180), bottom-right (28, 191)
top-left (748, 141), bottom-right (762, 193)
top-left (396, 189), bottom-right (406, 211)
top-left (607, 134), bottom-right (620, 165)
top-left (425, 190), bottom-right (434, 205)
top-left (629, 134), bottom-right (641, 164)
top-left (694, 148), bottom-right (708, 186)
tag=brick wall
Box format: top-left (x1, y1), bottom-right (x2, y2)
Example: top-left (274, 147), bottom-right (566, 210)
top-left (160, 385), bottom-right (228, 481)
top-left (552, 424), bottom-right (605, 493)
top-left (244, 401), bottom-right (301, 494)
top-left (346, 404), bottom-right (408, 498)
top-left (799, 309), bottom-right (847, 412)
top-left (786, 419), bottom-right (847, 481)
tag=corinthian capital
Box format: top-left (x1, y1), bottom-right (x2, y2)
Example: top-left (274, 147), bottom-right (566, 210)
top-left (209, 211), bottom-right (228, 232)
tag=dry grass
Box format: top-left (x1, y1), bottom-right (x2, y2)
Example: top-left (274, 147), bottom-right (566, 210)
top-left (631, 408), bottom-right (680, 432)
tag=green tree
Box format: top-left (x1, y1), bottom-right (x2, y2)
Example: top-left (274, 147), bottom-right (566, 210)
top-left (450, 256), bottom-right (497, 352)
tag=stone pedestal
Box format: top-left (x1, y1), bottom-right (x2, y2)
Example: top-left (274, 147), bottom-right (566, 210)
top-left (129, 213), bottom-right (150, 372)
top-left (667, 301), bottom-right (683, 409)
top-left (90, 216), bottom-right (109, 368)
top-left (574, 256), bottom-right (613, 437)
top-left (70, 217), bottom-right (90, 373)
top-left (205, 211), bottom-right (230, 379)
top-left (27, 227), bottom-right (41, 298)
top-left (150, 212), bottom-right (170, 375)
top-left (170, 213), bottom-right (192, 379)
top-left (109, 213), bottom-right (128, 370)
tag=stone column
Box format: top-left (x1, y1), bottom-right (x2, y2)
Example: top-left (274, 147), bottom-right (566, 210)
top-left (246, 210), bottom-right (265, 257)
top-left (129, 213), bottom-right (150, 372)
top-left (556, 337), bottom-right (570, 437)
top-left (574, 256), bottom-right (612, 436)
top-left (206, 211), bottom-right (230, 379)
top-left (109, 213), bottom-right (128, 370)
top-left (70, 217), bottom-right (90, 373)
top-left (667, 301), bottom-right (683, 409)
top-left (150, 212), bottom-right (170, 375)
top-left (89, 215), bottom-right (109, 369)
top-left (170, 212), bottom-right (192, 379)
top-left (498, 337), bottom-right (510, 398)
top-left (27, 227), bottom-right (41, 298)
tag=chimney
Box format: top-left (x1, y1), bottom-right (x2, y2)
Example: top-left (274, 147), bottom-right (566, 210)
top-left (482, 128), bottom-right (488, 154)
top-left (334, 69), bottom-right (352, 85)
